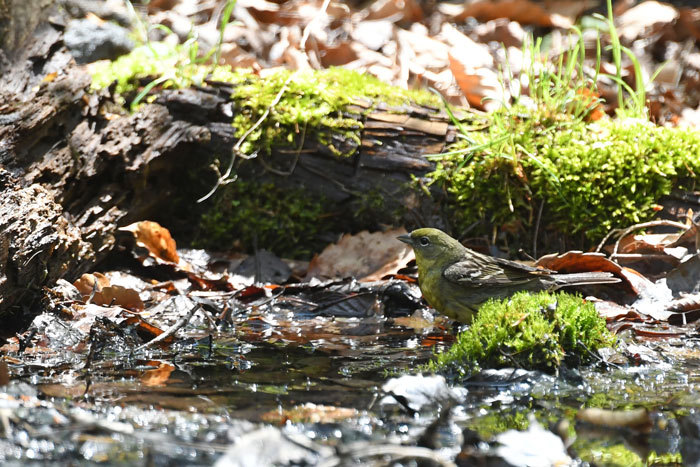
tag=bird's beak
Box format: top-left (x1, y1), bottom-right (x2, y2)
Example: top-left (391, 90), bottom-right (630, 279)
top-left (397, 234), bottom-right (413, 245)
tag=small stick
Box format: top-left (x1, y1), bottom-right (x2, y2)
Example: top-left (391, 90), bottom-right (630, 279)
top-left (135, 304), bottom-right (200, 352)
top-left (533, 198), bottom-right (545, 259)
top-left (610, 220), bottom-right (688, 259)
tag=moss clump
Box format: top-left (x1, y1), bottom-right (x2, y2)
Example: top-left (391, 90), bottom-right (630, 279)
top-left (430, 108), bottom-right (700, 245)
top-left (90, 42), bottom-right (236, 99)
top-left (197, 181), bottom-right (326, 258)
top-left (428, 291), bottom-right (615, 374)
top-left (90, 42), bottom-right (182, 94)
top-left (575, 441), bottom-right (645, 467)
top-left (469, 410), bottom-right (531, 440)
top-left (227, 66), bottom-right (439, 156)
top-left (90, 43), bottom-right (440, 155)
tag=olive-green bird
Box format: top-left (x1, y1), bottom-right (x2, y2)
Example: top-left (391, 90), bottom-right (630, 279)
top-left (398, 228), bottom-right (620, 323)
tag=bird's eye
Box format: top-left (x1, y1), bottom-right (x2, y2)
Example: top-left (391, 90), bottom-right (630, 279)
top-left (419, 236), bottom-right (430, 246)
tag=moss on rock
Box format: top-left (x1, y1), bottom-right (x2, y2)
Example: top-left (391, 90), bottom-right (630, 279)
top-left (428, 291), bottom-right (615, 374)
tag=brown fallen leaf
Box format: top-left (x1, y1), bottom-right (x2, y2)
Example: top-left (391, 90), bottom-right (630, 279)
top-left (140, 361), bottom-right (175, 387)
top-left (119, 220), bottom-right (180, 264)
top-left (447, 48), bottom-right (502, 110)
top-left (443, 0), bottom-right (574, 29)
top-left (440, 23), bottom-right (502, 109)
top-left (74, 272), bottom-right (111, 297)
top-left (473, 19), bottom-right (525, 48)
top-left (0, 360), bottom-right (9, 386)
top-left (616, 1), bottom-right (679, 42)
top-left (306, 228), bottom-right (415, 281)
top-left (73, 273), bottom-right (144, 311)
top-left (363, 0), bottom-right (423, 23)
top-left (536, 251), bottom-right (645, 296)
top-left (96, 285), bottom-right (144, 311)
top-left (261, 402), bottom-right (358, 424)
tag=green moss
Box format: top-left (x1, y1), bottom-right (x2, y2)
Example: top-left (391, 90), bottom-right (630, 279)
top-left (469, 410), bottom-right (531, 440)
top-left (346, 187), bottom-right (409, 230)
top-left (645, 451), bottom-right (683, 466)
top-left (428, 291), bottom-right (615, 374)
top-left (576, 442), bottom-right (644, 466)
top-left (91, 37), bottom-right (700, 251)
top-left (227, 67), bottom-right (439, 156)
top-left (430, 113), bottom-right (700, 243)
top-left (90, 43), bottom-right (439, 156)
top-left (196, 181), bottom-right (326, 258)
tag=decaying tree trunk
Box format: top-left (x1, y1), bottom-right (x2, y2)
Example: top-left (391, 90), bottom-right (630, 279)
top-left (0, 19), bottom-right (454, 319)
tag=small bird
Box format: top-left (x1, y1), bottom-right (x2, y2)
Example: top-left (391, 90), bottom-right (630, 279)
top-left (398, 228), bottom-right (619, 323)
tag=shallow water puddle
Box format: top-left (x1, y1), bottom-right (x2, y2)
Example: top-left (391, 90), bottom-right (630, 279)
top-left (4, 306), bottom-right (700, 465)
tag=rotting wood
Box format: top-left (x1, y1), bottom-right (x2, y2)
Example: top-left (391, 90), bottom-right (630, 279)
top-left (0, 20), bottom-right (452, 319)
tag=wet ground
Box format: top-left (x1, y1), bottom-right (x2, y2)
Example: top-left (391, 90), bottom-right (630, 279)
top-left (4, 297), bottom-right (700, 466)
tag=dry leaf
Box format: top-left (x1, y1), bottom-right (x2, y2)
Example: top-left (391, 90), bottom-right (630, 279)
top-left (449, 51), bottom-right (503, 110)
top-left (306, 228), bottom-right (415, 281)
top-left (42, 72), bottom-right (58, 83)
top-left (140, 361), bottom-right (175, 386)
top-left (71, 304), bottom-right (130, 333)
top-left (616, 1), bottom-right (679, 42)
top-left (0, 360), bottom-right (9, 386)
top-left (535, 251), bottom-right (645, 296)
top-left (473, 19), bottom-right (525, 48)
top-left (441, 22), bottom-right (501, 110)
top-left (74, 272), bottom-right (111, 297)
top-left (351, 20), bottom-right (394, 51)
top-left (396, 27), bottom-right (449, 72)
top-left (444, 0), bottom-right (574, 29)
top-left (119, 220), bottom-right (180, 264)
top-left (440, 23), bottom-right (493, 68)
top-left (364, 0), bottom-right (423, 23)
top-left (577, 407), bottom-right (652, 433)
top-left (73, 273), bottom-right (144, 310)
top-left (95, 285), bottom-right (144, 311)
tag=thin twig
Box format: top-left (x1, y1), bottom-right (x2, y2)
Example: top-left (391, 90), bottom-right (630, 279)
top-left (258, 122), bottom-right (307, 176)
top-left (595, 227), bottom-right (622, 253)
top-left (199, 0), bottom-right (332, 202)
top-left (299, 0), bottom-right (331, 54)
top-left (135, 304), bottom-right (200, 352)
top-left (598, 220), bottom-right (690, 255)
top-left (533, 198), bottom-right (545, 259)
top-left (609, 220), bottom-right (689, 260)
top-left (197, 151), bottom-right (242, 203)
top-left (577, 339), bottom-right (621, 370)
top-left (199, 69), bottom-right (289, 203)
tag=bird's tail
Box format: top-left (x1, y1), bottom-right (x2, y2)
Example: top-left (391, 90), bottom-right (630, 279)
top-left (552, 272), bottom-right (620, 288)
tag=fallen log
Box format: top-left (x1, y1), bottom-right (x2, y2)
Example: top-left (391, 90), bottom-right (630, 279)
top-left (0, 19), bottom-right (453, 319)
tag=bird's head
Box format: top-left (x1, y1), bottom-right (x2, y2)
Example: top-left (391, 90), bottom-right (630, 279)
top-left (398, 228), bottom-right (466, 268)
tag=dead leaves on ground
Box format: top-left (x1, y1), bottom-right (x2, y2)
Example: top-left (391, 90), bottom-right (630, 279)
top-left (11, 223), bottom-right (447, 366)
top-left (14, 217), bottom-right (700, 370)
top-left (119, 220), bottom-right (181, 265)
top-left (115, 0), bottom-right (700, 123)
top-left (306, 227), bottom-right (414, 281)
top-left (74, 272), bottom-right (145, 311)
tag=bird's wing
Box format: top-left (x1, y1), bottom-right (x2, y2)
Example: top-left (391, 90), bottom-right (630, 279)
top-left (443, 252), bottom-right (551, 287)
